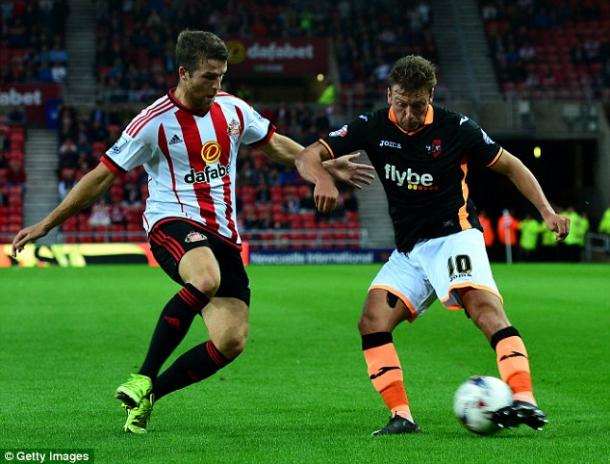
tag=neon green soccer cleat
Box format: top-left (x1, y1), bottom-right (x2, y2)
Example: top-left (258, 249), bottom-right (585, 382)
top-left (123, 394), bottom-right (154, 434)
top-left (115, 373), bottom-right (152, 408)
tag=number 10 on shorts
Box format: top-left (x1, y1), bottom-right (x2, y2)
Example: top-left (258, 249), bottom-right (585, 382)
top-left (447, 255), bottom-right (472, 278)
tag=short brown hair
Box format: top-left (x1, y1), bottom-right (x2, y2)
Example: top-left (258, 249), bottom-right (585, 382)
top-left (175, 30), bottom-right (229, 73)
top-left (388, 55), bottom-right (437, 92)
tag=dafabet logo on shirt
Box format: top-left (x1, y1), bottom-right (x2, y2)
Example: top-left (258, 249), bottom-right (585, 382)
top-left (201, 141), bottom-right (222, 163)
top-left (184, 141), bottom-right (228, 184)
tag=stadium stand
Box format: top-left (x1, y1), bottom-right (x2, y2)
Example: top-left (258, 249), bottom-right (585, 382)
top-left (334, 2), bottom-right (438, 111)
top-left (0, 110), bottom-right (26, 239)
top-left (93, 0), bottom-right (436, 107)
top-left (479, 0), bottom-right (610, 99)
top-left (0, 0), bottom-right (69, 84)
top-left (0, 2), bottom-right (67, 237)
top-left (55, 102), bottom-right (147, 243)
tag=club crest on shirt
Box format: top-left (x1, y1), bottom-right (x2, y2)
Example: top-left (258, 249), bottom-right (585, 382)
top-left (185, 231), bottom-right (208, 243)
top-left (329, 125), bottom-right (348, 137)
top-left (426, 138), bottom-right (443, 158)
top-left (227, 119), bottom-right (241, 136)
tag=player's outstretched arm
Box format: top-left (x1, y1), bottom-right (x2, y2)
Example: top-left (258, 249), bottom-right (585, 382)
top-left (490, 149), bottom-right (569, 240)
top-left (259, 133), bottom-right (337, 213)
top-left (259, 132), bottom-right (305, 166)
top-left (11, 162), bottom-right (117, 256)
top-left (259, 132), bottom-right (374, 189)
top-left (322, 152), bottom-right (375, 190)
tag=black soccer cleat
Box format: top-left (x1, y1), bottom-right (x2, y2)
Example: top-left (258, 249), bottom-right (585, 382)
top-left (492, 400), bottom-right (548, 431)
top-left (372, 415), bottom-right (422, 436)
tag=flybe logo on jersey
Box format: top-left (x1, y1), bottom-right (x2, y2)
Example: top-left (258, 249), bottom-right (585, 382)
top-left (384, 164), bottom-right (438, 191)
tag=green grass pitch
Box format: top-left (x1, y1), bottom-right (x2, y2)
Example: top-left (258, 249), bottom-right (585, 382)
top-left (1, 263), bottom-right (609, 463)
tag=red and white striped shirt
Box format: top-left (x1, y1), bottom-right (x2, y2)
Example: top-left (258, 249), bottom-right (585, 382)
top-left (101, 89), bottom-right (275, 248)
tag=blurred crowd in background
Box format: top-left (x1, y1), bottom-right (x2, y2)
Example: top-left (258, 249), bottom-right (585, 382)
top-left (2, 0), bottom-right (610, 259)
top-left (93, 0), bottom-right (436, 102)
top-left (479, 0), bottom-right (610, 99)
top-left (0, 0), bottom-right (70, 84)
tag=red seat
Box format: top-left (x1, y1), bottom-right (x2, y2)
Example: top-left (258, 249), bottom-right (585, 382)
top-left (298, 185), bottom-right (310, 198)
top-left (92, 141), bottom-right (107, 154)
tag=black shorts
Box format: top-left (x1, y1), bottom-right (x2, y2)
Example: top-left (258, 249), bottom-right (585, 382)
top-left (149, 218), bottom-right (250, 305)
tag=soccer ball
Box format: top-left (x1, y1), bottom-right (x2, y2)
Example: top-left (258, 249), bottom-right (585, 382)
top-left (453, 376), bottom-right (513, 435)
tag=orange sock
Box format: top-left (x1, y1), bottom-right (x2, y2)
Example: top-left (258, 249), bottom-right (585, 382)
top-left (362, 333), bottom-right (412, 420)
top-left (494, 331), bottom-right (536, 405)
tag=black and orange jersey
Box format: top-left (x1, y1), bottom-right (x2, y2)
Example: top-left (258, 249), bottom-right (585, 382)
top-left (320, 105), bottom-right (503, 252)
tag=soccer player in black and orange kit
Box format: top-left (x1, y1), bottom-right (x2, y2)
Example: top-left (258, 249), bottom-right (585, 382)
top-left (296, 55), bottom-right (570, 435)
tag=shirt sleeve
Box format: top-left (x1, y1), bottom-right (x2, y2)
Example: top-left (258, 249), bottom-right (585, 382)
top-left (319, 115), bottom-right (369, 158)
top-left (241, 105), bottom-right (276, 147)
top-left (458, 115), bottom-right (503, 167)
top-left (101, 128), bottom-right (154, 174)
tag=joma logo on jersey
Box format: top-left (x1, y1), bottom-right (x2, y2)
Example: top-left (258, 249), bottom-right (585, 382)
top-left (201, 141), bottom-right (222, 163)
top-left (384, 164), bottom-right (437, 190)
top-left (184, 165), bottom-right (229, 184)
top-left (379, 140), bottom-right (402, 149)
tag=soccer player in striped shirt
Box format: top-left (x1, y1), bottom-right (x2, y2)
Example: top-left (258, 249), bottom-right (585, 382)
top-left (11, 30), bottom-right (374, 434)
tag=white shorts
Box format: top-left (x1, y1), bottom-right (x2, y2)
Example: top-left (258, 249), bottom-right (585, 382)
top-left (369, 229), bottom-right (502, 321)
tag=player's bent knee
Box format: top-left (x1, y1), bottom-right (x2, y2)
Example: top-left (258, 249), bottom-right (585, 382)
top-left (358, 307), bottom-right (398, 334)
top-left (358, 312), bottom-right (381, 334)
top-left (187, 274), bottom-right (220, 297)
top-left (216, 332), bottom-right (248, 359)
top-left (358, 289), bottom-right (409, 334)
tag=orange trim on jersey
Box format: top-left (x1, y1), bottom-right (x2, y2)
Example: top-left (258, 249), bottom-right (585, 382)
top-left (486, 147), bottom-right (504, 168)
top-left (388, 105), bottom-right (434, 136)
top-left (457, 157), bottom-right (471, 229)
top-left (318, 138), bottom-right (335, 159)
top-left (440, 283), bottom-right (504, 308)
top-left (369, 284), bottom-right (417, 321)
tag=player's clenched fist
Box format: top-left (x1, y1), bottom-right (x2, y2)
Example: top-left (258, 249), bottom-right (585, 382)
top-left (543, 212), bottom-right (570, 241)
